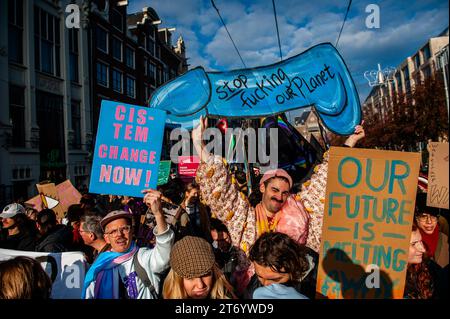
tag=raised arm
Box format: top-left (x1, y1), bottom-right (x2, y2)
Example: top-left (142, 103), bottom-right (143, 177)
top-left (193, 117), bottom-right (257, 253)
top-left (298, 123), bottom-right (365, 252)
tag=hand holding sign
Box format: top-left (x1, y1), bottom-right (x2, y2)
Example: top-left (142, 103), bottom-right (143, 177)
top-left (89, 101), bottom-right (167, 197)
top-left (142, 189), bottom-right (168, 235)
top-left (344, 121), bottom-right (366, 148)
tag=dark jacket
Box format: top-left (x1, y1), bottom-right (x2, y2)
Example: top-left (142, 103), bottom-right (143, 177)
top-left (0, 230), bottom-right (37, 251)
top-left (35, 224), bottom-right (73, 253)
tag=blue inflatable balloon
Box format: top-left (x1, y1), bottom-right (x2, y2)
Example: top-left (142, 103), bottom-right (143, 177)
top-left (150, 43), bottom-right (361, 135)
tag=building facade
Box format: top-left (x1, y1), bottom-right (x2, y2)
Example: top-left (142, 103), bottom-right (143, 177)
top-left (363, 27), bottom-right (449, 124)
top-left (0, 0), bottom-right (187, 205)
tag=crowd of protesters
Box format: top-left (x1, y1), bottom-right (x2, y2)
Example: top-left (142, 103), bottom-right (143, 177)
top-left (0, 120), bottom-right (448, 300)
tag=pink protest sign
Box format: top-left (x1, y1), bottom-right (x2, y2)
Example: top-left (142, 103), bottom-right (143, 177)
top-left (178, 156), bottom-right (200, 181)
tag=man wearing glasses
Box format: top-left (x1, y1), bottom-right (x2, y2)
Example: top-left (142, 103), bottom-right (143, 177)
top-left (82, 189), bottom-right (174, 299)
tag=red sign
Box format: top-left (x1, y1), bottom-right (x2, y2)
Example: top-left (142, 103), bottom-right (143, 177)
top-left (178, 156), bottom-right (200, 182)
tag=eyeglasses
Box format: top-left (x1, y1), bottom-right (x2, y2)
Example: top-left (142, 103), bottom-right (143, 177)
top-left (104, 225), bottom-right (132, 237)
top-left (416, 214), bottom-right (438, 222)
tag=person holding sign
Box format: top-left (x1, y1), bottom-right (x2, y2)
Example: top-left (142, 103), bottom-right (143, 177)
top-left (193, 117), bottom-right (365, 251)
top-left (82, 190), bottom-right (174, 299)
top-left (192, 116), bottom-right (365, 291)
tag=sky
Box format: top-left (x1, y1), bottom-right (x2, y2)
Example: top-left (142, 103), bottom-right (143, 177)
top-left (128, 0), bottom-right (449, 120)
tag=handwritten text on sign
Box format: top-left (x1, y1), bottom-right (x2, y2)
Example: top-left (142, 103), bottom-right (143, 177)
top-left (316, 147), bottom-right (420, 299)
top-left (89, 100), bottom-right (167, 197)
top-left (427, 142), bottom-right (449, 209)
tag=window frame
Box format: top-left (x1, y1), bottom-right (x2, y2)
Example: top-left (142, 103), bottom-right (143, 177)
top-left (96, 61), bottom-right (109, 87)
top-left (112, 68), bottom-right (123, 93)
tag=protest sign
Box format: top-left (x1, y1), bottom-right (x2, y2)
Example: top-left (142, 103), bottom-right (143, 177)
top-left (150, 43), bottom-right (361, 135)
top-left (178, 156), bottom-right (200, 182)
top-left (25, 180), bottom-right (82, 215)
top-left (0, 249), bottom-right (87, 299)
top-left (427, 142), bottom-right (449, 209)
top-left (89, 100), bottom-right (167, 197)
top-left (316, 147), bottom-right (420, 299)
top-left (157, 160), bottom-right (172, 185)
top-left (35, 182), bottom-right (65, 219)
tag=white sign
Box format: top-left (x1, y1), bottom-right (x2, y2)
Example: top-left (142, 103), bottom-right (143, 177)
top-left (0, 249), bottom-right (87, 299)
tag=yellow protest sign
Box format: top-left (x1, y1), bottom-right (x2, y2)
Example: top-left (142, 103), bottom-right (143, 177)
top-left (316, 147), bottom-right (420, 299)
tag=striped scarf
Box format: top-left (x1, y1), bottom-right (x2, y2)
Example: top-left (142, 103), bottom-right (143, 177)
top-left (82, 242), bottom-right (138, 299)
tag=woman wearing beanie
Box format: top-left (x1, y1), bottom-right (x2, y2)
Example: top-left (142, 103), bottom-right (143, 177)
top-left (163, 236), bottom-right (236, 299)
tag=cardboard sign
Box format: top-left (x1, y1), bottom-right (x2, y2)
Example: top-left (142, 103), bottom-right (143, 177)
top-left (178, 156), bottom-right (200, 182)
top-left (35, 182), bottom-right (65, 219)
top-left (89, 100), bottom-right (167, 197)
top-left (316, 147), bottom-right (420, 299)
top-left (427, 142), bottom-right (449, 209)
top-left (25, 180), bottom-right (82, 216)
top-left (0, 249), bottom-right (87, 299)
top-left (157, 160), bottom-right (172, 186)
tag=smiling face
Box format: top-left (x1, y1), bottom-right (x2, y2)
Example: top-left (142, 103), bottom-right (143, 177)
top-left (408, 229), bottom-right (426, 264)
top-left (183, 273), bottom-right (213, 299)
top-left (253, 262), bottom-right (290, 286)
top-left (103, 218), bottom-right (132, 253)
top-left (260, 178), bottom-right (290, 214)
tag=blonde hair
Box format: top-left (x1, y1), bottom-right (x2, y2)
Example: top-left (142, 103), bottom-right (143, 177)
top-left (163, 264), bottom-right (236, 299)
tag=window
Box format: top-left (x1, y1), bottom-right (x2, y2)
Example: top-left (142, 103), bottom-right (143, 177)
top-left (71, 101), bottom-right (81, 149)
top-left (146, 36), bottom-right (155, 55)
top-left (395, 72), bottom-right (402, 94)
top-left (96, 26), bottom-right (108, 53)
top-left (96, 62), bottom-right (108, 87)
top-left (157, 67), bottom-right (162, 85)
top-left (8, 0), bottom-right (23, 64)
top-left (110, 9), bottom-right (123, 31)
top-left (403, 66), bottom-right (411, 93)
top-left (112, 69), bottom-right (122, 93)
top-left (423, 44), bottom-right (431, 61)
top-left (414, 54), bottom-right (421, 69)
top-left (163, 65), bottom-right (169, 83)
top-left (34, 7), bottom-right (61, 76)
top-left (126, 76), bottom-right (135, 98)
top-left (112, 37), bottom-right (122, 61)
top-left (144, 57), bottom-right (147, 75)
top-left (125, 46), bottom-right (135, 68)
top-left (148, 62), bottom-right (156, 80)
top-left (156, 44), bottom-right (161, 59)
top-left (69, 29), bottom-right (79, 83)
top-left (9, 85), bottom-right (25, 147)
top-left (423, 66), bottom-right (432, 79)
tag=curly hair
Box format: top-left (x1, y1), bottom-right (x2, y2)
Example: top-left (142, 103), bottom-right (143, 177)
top-left (404, 224), bottom-right (434, 299)
top-left (249, 232), bottom-right (310, 283)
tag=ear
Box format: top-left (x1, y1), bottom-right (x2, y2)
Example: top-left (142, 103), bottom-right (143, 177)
top-left (260, 183), bottom-right (266, 194)
top-left (104, 234), bottom-right (111, 244)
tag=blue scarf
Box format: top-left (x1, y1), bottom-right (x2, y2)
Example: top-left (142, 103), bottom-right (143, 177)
top-left (81, 242), bottom-right (138, 299)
